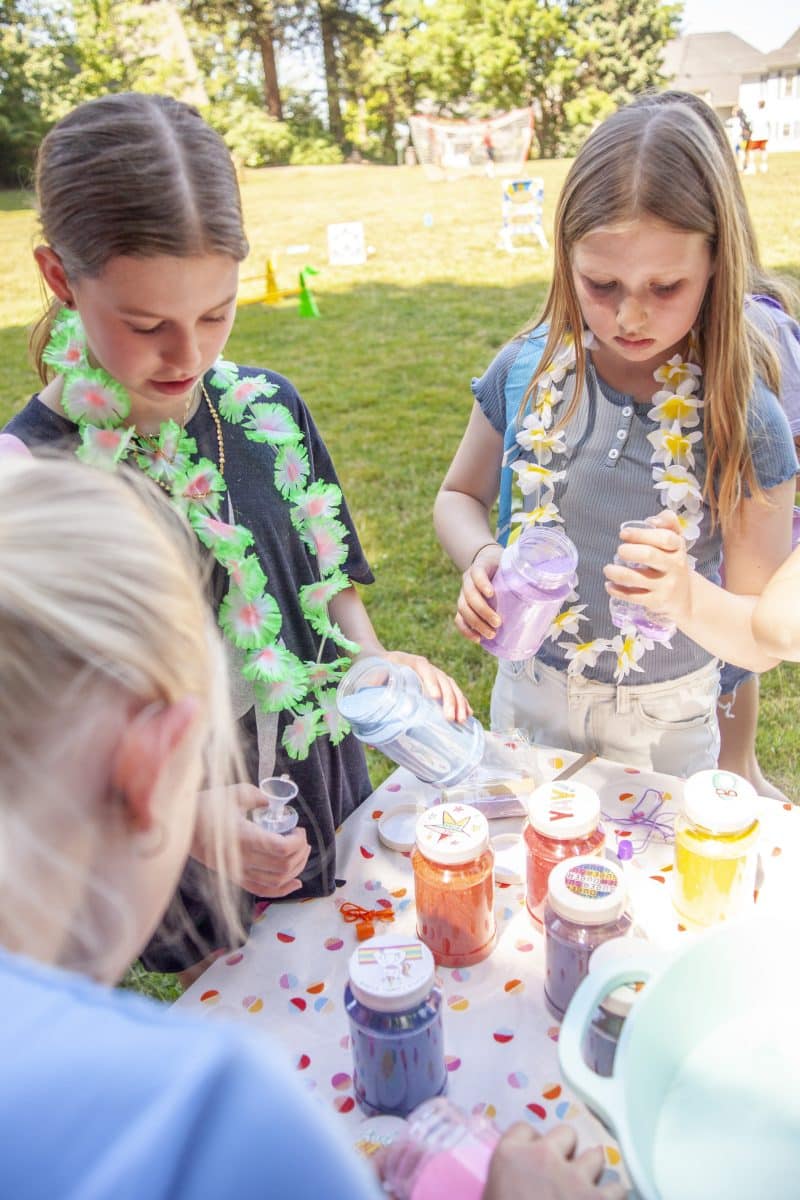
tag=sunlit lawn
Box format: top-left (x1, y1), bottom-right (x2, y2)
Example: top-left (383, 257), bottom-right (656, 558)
top-left (2, 155), bottom-right (799, 804)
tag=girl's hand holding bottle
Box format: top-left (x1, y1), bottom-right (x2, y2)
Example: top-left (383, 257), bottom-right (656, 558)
top-left (381, 650), bottom-right (473, 723)
top-left (192, 784), bottom-right (311, 897)
top-left (454, 541), bottom-right (505, 644)
top-left (603, 510), bottom-right (692, 629)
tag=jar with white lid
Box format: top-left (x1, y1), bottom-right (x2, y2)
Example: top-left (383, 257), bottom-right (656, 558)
top-left (673, 768), bottom-right (760, 928)
top-left (344, 934), bottom-right (446, 1117)
top-left (523, 779), bottom-right (605, 925)
top-left (543, 857), bottom-right (632, 1020)
top-left (412, 803), bottom-right (496, 967)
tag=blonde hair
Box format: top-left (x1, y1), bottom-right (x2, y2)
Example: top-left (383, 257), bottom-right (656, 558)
top-left (30, 92), bottom-right (249, 383)
top-left (0, 455), bottom-right (244, 977)
top-left (522, 99), bottom-right (779, 530)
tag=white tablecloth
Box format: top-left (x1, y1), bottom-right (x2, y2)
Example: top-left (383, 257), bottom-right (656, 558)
top-left (177, 747), bottom-right (800, 1188)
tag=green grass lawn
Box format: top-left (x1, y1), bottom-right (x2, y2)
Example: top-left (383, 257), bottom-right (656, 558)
top-left (2, 156), bottom-right (799, 805)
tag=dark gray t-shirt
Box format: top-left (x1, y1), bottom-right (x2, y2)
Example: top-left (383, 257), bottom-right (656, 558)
top-left (6, 365), bottom-right (374, 913)
top-left (473, 338), bottom-right (798, 684)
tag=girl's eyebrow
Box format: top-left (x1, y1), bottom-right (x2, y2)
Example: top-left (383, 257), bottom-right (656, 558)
top-left (119, 293), bottom-right (238, 319)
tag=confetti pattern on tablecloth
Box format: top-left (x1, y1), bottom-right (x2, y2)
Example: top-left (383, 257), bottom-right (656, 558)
top-left (177, 758), bottom-right (800, 1187)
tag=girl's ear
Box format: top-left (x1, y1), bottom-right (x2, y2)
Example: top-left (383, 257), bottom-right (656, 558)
top-left (110, 698), bottom-right (200, 834)
top-left (33, 245), bottom-right (75, 306)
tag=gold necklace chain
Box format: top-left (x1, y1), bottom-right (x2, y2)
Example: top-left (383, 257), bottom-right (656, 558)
top-left (201, 380), bottom-right (225, 476)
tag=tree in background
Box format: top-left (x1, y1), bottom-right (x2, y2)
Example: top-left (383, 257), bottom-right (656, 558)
top-left (563, 0), bottom-right (680, 151)
top-left (1, 0), bottom-right (683, 176)
top-left (0, 0), bottom-right (50, 186)
top-left (184, 0), bottom-right (284, 119)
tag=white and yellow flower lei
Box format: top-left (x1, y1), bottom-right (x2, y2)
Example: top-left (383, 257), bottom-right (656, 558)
top-left (505, 331), bottom-right (703, 682)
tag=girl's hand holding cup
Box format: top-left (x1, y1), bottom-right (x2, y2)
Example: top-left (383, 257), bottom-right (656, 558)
top-left (455, 542), bottom-right (504, 644)
top-left (604, 511), bottom-right (692, 630)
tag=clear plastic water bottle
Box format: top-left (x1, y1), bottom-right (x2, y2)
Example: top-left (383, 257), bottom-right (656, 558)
top-left (480, 526), bottom-right (578, 661)
top-left (379, 1096), bottom-right (498, 1200)
top-left (608, 519), bottom-right (676, 643)
top-left (336, 657), bottom-right (485, 788)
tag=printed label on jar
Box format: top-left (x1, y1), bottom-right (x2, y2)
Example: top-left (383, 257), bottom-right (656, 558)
top-left (564, 862), bottom-right (619, 900)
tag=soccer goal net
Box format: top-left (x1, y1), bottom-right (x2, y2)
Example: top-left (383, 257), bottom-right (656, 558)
top-left (408, 108), bottom-right (534, 178)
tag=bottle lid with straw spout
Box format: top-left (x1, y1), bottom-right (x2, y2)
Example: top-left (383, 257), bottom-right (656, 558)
top-left (252, 775), bottom-right (299, 835)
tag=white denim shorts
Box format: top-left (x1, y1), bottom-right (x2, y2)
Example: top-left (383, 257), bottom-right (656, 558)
top-left (490, 656), bottom-right (720, 777)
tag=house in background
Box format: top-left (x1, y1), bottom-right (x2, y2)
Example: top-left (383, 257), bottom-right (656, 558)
top-left (662, 32), bottom-right (763, 122)
top-left (739, 28), bottom-right (800, 152)
top-left (662, 26), bottom-right (800, 152)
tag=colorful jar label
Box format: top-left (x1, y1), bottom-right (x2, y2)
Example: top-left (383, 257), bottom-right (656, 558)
top-left (564, 861), bottom-right (619, 900)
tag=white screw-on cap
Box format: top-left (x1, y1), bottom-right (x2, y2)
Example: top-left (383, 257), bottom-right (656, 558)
top-left (348, 934), bottom-right (436, 1012)
top-left (547, 856), bottom-right (627, 926)
top-left (682, 769), bottom-right (759, 836)
top-left (528, 779), bottom-right (601, 839)
top-left (415, 803), bottom-right (489, 866)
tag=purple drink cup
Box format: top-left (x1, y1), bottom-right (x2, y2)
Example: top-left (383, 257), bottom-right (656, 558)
top-left (480, 526), bottom-right (578, 661)
top-left (608, 519), bottom-right (676, 644)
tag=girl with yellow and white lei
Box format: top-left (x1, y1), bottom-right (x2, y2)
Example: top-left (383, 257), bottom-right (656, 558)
top-left (435, 97), bottom-right (796, 776)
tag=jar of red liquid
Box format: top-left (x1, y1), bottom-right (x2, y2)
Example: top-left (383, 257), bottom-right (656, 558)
top-left (523, 779), bottom-right (605, 926)
top-left (412, 803), bottom-right (496, 968)
top-left (543, 857), bottom-right (631, 1020)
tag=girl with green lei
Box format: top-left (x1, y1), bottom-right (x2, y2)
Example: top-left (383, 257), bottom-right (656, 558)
top-left (435, 98), bottom-right (796, 777)
top-left (7, 92), bottom-right (469, 975)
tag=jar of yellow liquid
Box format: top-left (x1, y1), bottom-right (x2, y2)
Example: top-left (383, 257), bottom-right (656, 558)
top-left (673, 769), bottom-right (760, 928)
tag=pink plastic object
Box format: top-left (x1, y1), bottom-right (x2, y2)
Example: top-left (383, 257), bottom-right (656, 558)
top-left (379, 1097), bottom-right (499, 1200)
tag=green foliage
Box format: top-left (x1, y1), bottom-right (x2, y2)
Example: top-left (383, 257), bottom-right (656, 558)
top-left (0, 0), bottom-right (65, 185)
top-left (207, 96), bottom-right (293, 166)
top-left (289, 136), bottom-right (344, 165)
top-left (576, 0), bottom-right (681, 108)
top-left (120, 961), bottom-right (183, 1003)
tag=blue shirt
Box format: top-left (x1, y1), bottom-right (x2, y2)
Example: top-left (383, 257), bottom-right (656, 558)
top-left (0, 949), bottom-right (379, 1199)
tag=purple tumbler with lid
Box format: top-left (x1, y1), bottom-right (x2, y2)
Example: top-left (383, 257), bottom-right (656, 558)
top-left (480, 526), bottom-right (578, 661)
top-left (609, 519), bottom-right (676, 643)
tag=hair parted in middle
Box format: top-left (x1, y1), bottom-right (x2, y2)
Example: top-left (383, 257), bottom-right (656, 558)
top-left (520, 97), bottom-right (775, 530)
top-left (31, 91), bottom-right (249, 382)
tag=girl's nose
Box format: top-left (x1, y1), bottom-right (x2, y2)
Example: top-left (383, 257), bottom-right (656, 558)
top-left (617, 296), bottom-right (647, 334)
top-left (163, 328), bottom-right (201, 375)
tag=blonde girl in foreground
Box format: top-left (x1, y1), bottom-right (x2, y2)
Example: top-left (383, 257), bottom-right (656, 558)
top-left (0, 454), bottom-right (621, 1200)
top-left (435, 98), bottom-right (796, 775)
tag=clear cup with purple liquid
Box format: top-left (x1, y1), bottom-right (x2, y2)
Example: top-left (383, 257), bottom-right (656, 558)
top-left (608, 519), bottom-right (676, 643)
top-left (479, 526), bottom-right (578, 661)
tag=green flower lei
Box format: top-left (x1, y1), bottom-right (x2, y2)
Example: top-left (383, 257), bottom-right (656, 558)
top-left (44, 307), bottom-right (357, 761)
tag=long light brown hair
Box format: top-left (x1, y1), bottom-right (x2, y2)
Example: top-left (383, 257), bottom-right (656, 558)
top-left (522, 99), bottom-right (779, 530)
top-left (30, 92), bottom-right (249, 383)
